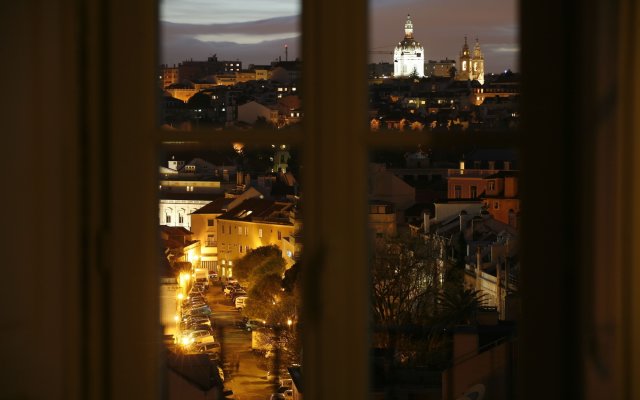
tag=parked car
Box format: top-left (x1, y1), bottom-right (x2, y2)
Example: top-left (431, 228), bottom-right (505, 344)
top-left (187, 323), bottom-right (212, 333)
top-left (185, 316), bottom-right (211, 326)
top-left (231, 290), bottom-right (247, 301)
top-left (184, 301), bottom-right (207, 309)
top-left (188, 330), bottom-right (215, 344)
top-left (245, 319), bottom-right (266, 332)
top-left (223, 285), bottom-right (236, 296)
top-left (234, 296), bottom-right (248, 311)
top-left (184, 306), bottom-right (212, 317)
top-left (194, 341), bottom-right (221, 356)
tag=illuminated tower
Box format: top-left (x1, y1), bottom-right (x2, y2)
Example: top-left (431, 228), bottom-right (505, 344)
top-left (393, 14), bottom-right (424, 78)
top-left (456, 36), bottom-right (485, 84)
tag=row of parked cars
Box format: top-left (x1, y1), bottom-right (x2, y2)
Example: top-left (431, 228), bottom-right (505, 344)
top-left (176, 282), bottom-right (221, 360)
top-left (222, 280), bottom-right (249, 311)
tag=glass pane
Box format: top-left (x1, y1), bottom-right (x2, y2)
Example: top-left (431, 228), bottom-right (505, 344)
top-left (159, 1), bottom-right (302, 130)
top-left (368, 145), bottom-right (520, 399)
top-left (158, 142), bottom-right (302, 398)
top-left (368, 2), bottom-right (519, 133)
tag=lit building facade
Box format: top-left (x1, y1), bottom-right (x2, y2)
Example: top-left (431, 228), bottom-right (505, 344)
top-left (393, 14), bottom-right (424, 78)
top-left (456, 37), bottom-right (485, 84)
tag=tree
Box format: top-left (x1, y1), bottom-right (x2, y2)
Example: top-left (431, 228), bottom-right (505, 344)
top-left (408, 67), bottom-right (419, 80)
top-left (233, 245), bottom-right (283, 284)
top-left (436, 287), bottom-right (488, 327)
top-left (371, 236), bottom-right (443, 349)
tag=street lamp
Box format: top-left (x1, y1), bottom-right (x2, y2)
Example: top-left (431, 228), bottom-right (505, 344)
top-left (287, 318), bottom-right (292, 328)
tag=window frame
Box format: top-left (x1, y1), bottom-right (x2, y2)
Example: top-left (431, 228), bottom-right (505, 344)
top-left (64, 1), bottom-right (640, 400)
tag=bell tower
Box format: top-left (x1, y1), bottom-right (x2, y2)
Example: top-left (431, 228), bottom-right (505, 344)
top-left (404, 14), bottom-right (414, 39)
top-left (472, 38), bottom-right (485, 84)
top-left (456, 36), bottom-right (484, 84)
top-left (457, 36), bottom-right (472, 81)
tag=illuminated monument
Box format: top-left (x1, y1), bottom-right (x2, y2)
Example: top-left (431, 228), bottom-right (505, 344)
top-left (456, 36), bottom-right (485, 84)
top-left (393, 14), bottom-right (424, 78)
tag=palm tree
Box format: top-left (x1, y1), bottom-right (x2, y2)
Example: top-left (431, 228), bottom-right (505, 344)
top-left (437, 287), bottom-right (488, 326)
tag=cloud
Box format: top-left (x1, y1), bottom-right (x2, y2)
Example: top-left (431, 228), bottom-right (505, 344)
top-left (162, 15), bottom-right (299, 37)
top-left (160, 34), bottom-right (300, 66)
top-left (161, 0), bottom-right (300, 24)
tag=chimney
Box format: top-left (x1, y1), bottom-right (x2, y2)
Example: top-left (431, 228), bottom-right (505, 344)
top-left (422, 211), bottom-right (430, 234)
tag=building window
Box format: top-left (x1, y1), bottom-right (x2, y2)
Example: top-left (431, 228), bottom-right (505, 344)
top-left (178, 214), bottom-right (184, 224)
top-left (258, 228), bottom-right (263, 238)
top-left (470, 186), bottom-right (477, 198)
top-left (494, 201), bottom-right (500, 209)
top-left (165, 214), bottom-right (171, 224)
top-left (206, 234), bottom-right (215, 247)
top-left (454, 185), bottom-right (462, 199)
top-left (244, 226), bottom-right (248, 236)
top-left (207, 219), bottom-right (214, 227)
top-left (239, 245), bottom-right (243, 253)
top-left (488, 180), bottom-right (496, 191)
top-left (278, 231), bottom-right (282, 240)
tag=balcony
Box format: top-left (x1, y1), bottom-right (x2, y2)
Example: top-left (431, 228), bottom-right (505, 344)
top-left (447, 169), bottom-right (499, 178)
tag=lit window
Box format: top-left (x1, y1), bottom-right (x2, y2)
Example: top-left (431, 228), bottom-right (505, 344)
top-left (258, 228), bottom-right (263, 238)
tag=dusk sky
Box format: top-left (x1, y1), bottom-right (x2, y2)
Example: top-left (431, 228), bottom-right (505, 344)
top-left (161, 0), bottom-right (518, 73)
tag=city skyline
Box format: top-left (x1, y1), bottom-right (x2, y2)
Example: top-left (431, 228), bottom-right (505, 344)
top-left (161, 0), bottom-right (518, 73)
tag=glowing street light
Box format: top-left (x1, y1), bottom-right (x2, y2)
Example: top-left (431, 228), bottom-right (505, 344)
top-left (287, 318), bottom-right (292, 328)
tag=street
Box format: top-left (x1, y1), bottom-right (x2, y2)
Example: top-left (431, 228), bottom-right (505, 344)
top-left (205, 282), bottom-right (280, 400)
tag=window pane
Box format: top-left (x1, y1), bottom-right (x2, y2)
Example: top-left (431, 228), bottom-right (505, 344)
top-left (368, 8), bottom-right (520, 399)
top-left (368, 145), bottom-right (520, 399)
top-left (159, 141), bottom-right (303, 399)
top-left (368, 2), bottom-right (518, 133)
top-left (159, 1), bottom-right (302, 131)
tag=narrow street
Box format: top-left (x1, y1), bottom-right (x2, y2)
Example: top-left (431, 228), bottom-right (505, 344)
top-left (205, 282), bottom-right (278, 400)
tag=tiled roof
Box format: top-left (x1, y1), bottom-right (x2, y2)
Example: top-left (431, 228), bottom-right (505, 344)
top-left (191, 196), bottom-right (233, 215)
top-left (217, 198), bottom-right (293, 224)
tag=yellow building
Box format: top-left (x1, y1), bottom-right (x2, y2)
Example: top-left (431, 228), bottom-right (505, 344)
top-left (190, 188), bottom-right (264, 274)
top-left (216, 198), bottom-right (298, 277)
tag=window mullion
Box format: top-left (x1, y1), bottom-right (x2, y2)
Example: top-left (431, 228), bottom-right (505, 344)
top-left (302, 0), bottom-right (369, 400)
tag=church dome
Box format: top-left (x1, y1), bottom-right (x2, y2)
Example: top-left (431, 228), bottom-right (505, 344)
top-left (393, 14), bottom-right (425, 77)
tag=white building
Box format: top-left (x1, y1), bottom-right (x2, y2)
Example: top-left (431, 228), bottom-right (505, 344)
top-left (393, 14), bottom-right (424, 78)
